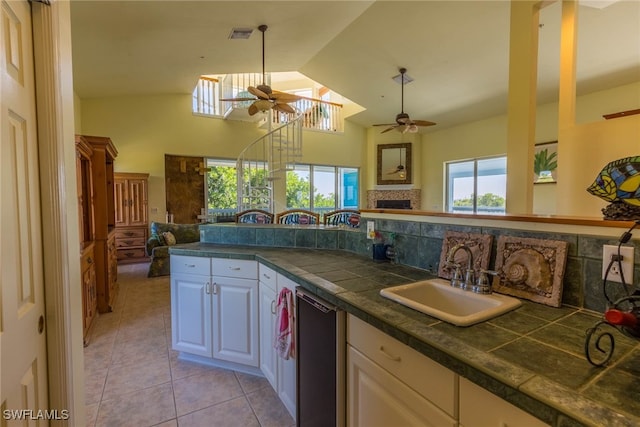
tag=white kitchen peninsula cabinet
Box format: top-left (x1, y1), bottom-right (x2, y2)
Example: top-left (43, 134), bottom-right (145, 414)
top-left (347, 315), bottom-right (457, 427)
top-left (257, 262), bottom-right (296, 419)
top-left (459, 377), bottom-right (549, 427)
top-left (211, 275), bottom-right (259, 366)
top-left (171, 255), bottom-right (259, 369)
top-left (171, 256), bottom-right (212, 357)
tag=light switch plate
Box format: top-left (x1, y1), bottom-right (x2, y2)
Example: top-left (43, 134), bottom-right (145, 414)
top-left (367, 221), bottom-right (375, 239)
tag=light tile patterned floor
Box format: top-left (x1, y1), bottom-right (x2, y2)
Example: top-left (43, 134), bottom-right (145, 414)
top-left (84, 263), bottom-right (295, 427)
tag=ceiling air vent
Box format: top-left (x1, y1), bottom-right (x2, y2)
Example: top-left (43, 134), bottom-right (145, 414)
top-left (229, 28), bottom-right (254, 40)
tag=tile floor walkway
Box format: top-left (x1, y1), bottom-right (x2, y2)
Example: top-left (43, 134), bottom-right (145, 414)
top-left (84, 263), bottom-right (295, 427)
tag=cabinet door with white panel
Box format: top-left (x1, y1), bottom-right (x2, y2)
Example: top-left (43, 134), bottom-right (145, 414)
top-left (459, 377), bottom-right (549, 427)
top-left (347, 314), bottom-right (457, 427)
top-left (211, 258), bottom-right (259, 367)
top-left (170, 255), bottom-right (212, 357)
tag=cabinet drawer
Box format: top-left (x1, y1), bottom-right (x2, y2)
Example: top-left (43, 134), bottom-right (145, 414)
top-left (171, 255), bottom-right (212, 275)
top-left (347, 314), bottom-right (457, 418)
top-left (258, 263), bottom-right (277, 290)
top-left (116, 237), bottom-right (146, 248)
top-left (115, 228), bottom-right (146, 239)
top-left (81, 247), bottom-right (95, 272)
top-left (212, 258), bottom-right (257, 279)
top-left (117, 247), bottom-right (146, 260)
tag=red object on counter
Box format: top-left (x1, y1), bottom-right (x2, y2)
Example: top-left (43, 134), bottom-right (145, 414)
top-left (605, 309), bottom-right (638, 328)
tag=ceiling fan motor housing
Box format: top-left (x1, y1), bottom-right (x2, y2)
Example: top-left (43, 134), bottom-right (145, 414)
top-left (395, 112), bottom-right (410, 124)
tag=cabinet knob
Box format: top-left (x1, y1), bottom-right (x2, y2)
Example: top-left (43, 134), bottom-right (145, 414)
top-left (263, 273), bottom-right (272, 280)
top-left (87, 257), bottom-right (93, 264)
top-left (228, 266), bottom-right (241, 271)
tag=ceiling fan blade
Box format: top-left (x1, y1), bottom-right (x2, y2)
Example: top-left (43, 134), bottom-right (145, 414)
top-left (373, 123), bottom-right (397, 127)
top-left (273, 103), bottom-right (295, 114)
top-left (271, 91), bottom-right (302, 103)
top-left (380, 126), bottom-right (398, 134)
top-left (248, 86), bottom-right (270, 99)
top-left (220, 97), bottom-right (256, 102)
top-left (413, 120), bottom-right (437, 127)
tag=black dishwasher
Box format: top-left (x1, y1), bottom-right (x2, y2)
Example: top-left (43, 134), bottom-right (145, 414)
top-left (296, 288), bottom-right (345, 427)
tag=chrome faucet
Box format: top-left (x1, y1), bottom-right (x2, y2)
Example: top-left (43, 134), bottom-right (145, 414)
top-left (446, 243), bottom-right (499, 294)
top-left (446, 243), bottom-right (475, 290)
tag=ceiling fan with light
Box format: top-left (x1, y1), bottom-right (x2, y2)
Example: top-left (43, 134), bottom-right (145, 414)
top-left (373, 67), bottom-right (436, 133)
top-left (221, 25), bottom-right (301, 116)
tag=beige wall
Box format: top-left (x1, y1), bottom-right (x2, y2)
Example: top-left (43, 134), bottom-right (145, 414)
top-left (79, 94), bottom-right (368, 222)
top-left (77, 78), bottom-right (638, 220)
top-left (418, 80), bottom-right (640, 215)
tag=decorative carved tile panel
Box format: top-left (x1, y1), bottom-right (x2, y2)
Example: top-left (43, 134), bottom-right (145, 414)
top-left (438, 231), bottom-right (493, 279)
top-left (494, 236), bottom-right (568, 307)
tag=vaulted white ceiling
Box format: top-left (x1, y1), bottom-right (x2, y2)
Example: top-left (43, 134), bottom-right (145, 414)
top-left (70, 1), bottom-right (640, 131)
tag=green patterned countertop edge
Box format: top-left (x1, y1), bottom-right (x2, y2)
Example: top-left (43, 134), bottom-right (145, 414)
top-left (170, 243), bottom-right (640, 427)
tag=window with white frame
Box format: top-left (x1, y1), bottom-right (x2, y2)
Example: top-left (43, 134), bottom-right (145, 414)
top-left (286, 164), bottom-right (359, 214)
top-left (445, 156), bottom-right (506, 214)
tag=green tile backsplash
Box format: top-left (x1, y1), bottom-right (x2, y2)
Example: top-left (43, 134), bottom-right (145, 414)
top-left (199, 217), bottom-right (640, 313)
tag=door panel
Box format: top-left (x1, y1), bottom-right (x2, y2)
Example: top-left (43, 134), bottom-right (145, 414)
top-left (165, 154), bottom-right (205, 224)
top-left (1, 0), bottom-right (49, 416)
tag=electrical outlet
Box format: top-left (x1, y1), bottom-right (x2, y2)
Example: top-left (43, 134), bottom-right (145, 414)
top-left (367, 221), bottom-right (375, 239)
top-left (602, 245), bottom-right (634, 284)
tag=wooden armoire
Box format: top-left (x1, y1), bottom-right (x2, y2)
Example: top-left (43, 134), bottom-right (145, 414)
top-left (75, 135), bottom-right (119, 343)
top-left (114, 172), bottom-right (149, 263)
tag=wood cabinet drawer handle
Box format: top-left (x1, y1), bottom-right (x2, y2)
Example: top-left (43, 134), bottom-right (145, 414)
top-left (379, 345), bottom-right (401, 362)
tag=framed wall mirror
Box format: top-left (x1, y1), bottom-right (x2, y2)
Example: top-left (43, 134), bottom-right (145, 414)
top-left (377, 143), bottom-right (412, 185)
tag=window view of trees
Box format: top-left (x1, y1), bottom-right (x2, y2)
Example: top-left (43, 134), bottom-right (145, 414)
top-left (207, 164), bottom-right (236, 210)
top-left (206, 159), bottom-right (358, 215)
top-left (286, 171), bottom-right (336, 209)
top-left (446, 156), bottom-right (506, 214)
top-left (453, 193), bottom-right (505, 208)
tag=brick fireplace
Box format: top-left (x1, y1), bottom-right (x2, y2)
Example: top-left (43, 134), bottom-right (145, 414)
top-left (367, 189), bottom-right (421, 210)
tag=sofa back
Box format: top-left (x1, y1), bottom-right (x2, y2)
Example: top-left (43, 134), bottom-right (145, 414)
top-left (150, 222), bottom-right (201, 244)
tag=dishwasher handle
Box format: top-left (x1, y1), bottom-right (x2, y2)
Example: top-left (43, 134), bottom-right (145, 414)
top-left (296, 288), bottom-right (337, 313)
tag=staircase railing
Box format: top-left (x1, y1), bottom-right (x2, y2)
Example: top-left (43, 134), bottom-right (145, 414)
top-left (269, 97), bottom-right (343, 132)
top-left (236, 110), bottom-right (304, 212)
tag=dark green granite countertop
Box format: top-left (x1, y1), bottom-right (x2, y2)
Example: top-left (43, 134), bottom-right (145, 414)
top-left (170, 243), bottom-right (640, 427)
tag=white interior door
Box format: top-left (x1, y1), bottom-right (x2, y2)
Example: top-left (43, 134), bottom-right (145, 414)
top-left (1, 0), bottom-right (49, 420)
